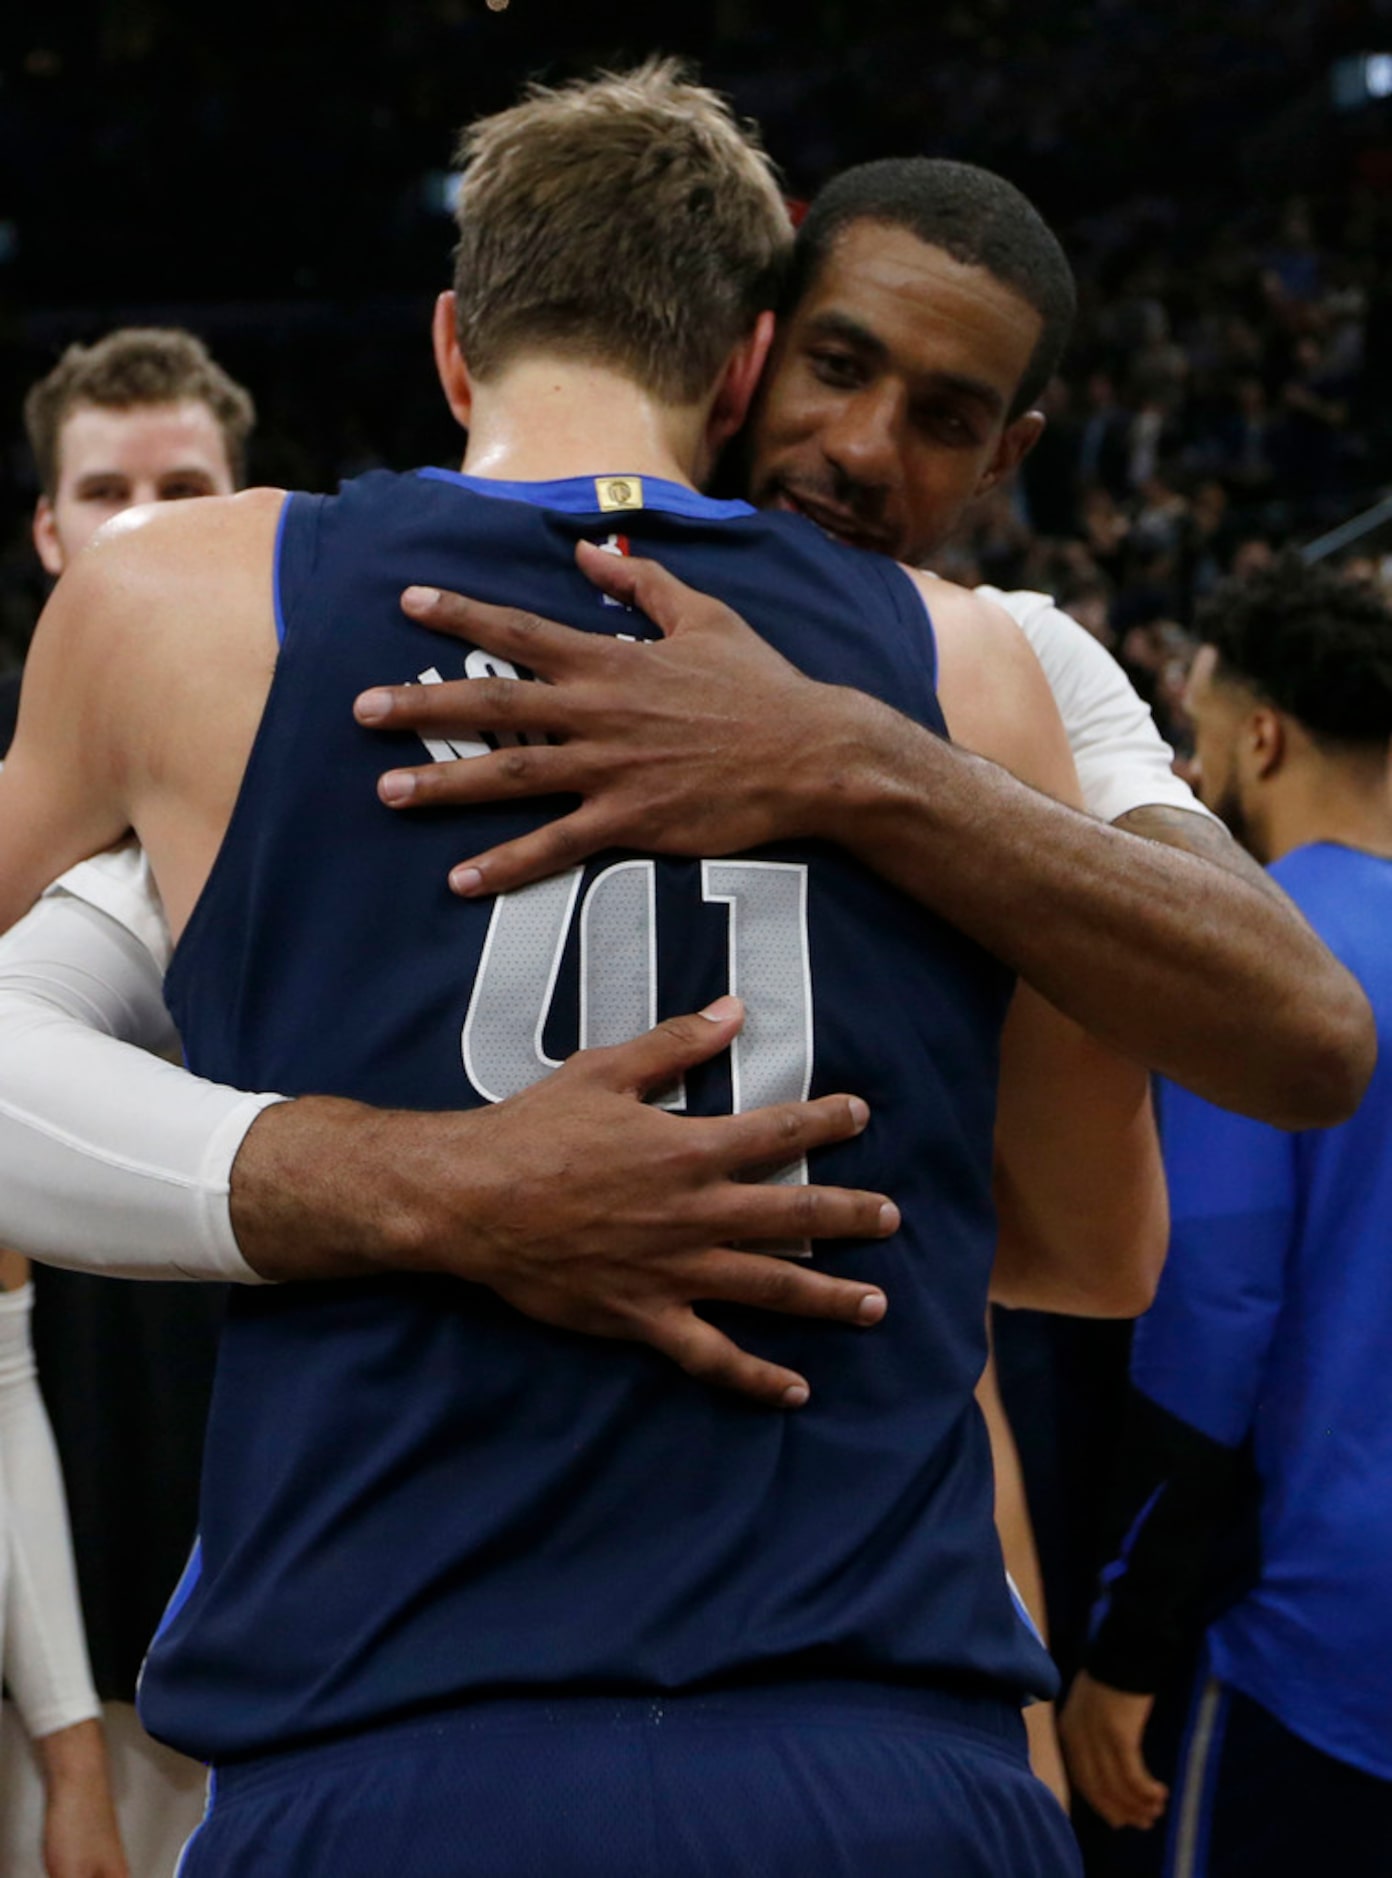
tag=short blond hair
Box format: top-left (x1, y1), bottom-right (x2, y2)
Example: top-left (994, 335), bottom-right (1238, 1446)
top-left (452, 59), bottom-right (792, 404)
top-left (23, 327), bottom-right (256, 496)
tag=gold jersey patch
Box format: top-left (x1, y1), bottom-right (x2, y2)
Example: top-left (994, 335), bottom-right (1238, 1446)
top-left (595, 476), bottom-right (644, 512)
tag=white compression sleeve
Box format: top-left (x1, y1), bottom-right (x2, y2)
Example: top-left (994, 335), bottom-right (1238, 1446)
top-left (0, 1283), bottom-right (100, 1738)
top-left (0, 890), bottom-right (281, 1282)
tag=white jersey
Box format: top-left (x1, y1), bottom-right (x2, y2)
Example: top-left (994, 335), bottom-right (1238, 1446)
top-left (975, 586), bottom-right (1215, 828)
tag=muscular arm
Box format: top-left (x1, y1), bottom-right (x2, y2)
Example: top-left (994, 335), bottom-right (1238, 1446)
top-left (924, 587), bottom-right (1166, 1317)
top-left (368, 559), bottom-right (1168, 1308)
top-left (368, 548), bottom-right (1371, 1128)
top-left (1114, 800), bottom-right (1297, 909)
top-left (788, 654), bottom-right (1367, 1132)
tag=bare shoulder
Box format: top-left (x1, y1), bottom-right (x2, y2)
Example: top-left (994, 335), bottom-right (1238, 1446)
top-left (904, 569), bottom-right (1081, 803)
top-left (4, 487), bottom-right (291, 934)
top-left (11, 486), bottom-right (288, 852)
top-left (39, 487), bottom-right (286, 670)
top-left (910, 570), bottom-right (1027, 655)
top-left (77, 486), bottom-right (284, 601)
top-left (96, 483), bottom-right (285, 550)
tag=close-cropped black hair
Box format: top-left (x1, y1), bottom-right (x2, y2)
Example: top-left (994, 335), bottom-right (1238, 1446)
top-left (1197, 553), bottom-right (1392, 748)
top-left (789, 158), bottom-right (1077, 419)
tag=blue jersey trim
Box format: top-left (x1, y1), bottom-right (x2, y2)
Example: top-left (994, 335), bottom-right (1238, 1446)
top-left (417, 465), bottom-right (757, 521)
top-left (271, 494), bottom-right (293, 647)
top-left (152, 1536), bottom-right (204, 1644)
top-left (172, 1768), bottom-right (216, 1878)
top-left (867, 557), bottom-right (938, 700)
top-left (1007, 1576), bottom-right (1046, 1651)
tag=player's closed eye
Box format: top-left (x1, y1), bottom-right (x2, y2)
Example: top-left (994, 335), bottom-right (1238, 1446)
top-left (808, 349), bottom-right (864, 389)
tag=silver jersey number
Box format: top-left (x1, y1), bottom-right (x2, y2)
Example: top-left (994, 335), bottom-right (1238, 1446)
top-left (462, 859), bottom-right (813, 1188)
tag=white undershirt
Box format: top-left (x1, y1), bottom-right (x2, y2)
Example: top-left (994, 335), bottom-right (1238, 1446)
top-left (977, 587), bottom-right (1216, 828)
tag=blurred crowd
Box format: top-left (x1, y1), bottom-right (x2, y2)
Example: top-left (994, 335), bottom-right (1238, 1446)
top-left (933, 185), bottom-right (1392, 769)
top-left (3, 0), bottom-right (1392, 746)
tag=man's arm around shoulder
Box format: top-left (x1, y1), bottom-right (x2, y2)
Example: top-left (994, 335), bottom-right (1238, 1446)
top-left (362, 552), bottom-right (1373, 1125)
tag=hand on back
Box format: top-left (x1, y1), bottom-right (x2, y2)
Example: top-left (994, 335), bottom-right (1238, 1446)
top-left (353, 541), bottom-right (860, 895)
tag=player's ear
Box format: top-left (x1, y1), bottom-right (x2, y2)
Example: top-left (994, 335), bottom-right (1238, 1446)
top-left (32, 498), bottom-right (65, 577)
top-left (973, 409), bottom-right (1046, 499)
top-left (706, 311), bottom-right (777, 457)
top-left (1250, 705), bottom-right (1286, 780)
top-left (432, 291), bottom-right (474, 431)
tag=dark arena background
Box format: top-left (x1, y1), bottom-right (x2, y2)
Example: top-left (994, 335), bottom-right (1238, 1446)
top-left (2, 3), bottom-right (1391, 1873)
top-left (4, 0), bottom-right (1392, 764)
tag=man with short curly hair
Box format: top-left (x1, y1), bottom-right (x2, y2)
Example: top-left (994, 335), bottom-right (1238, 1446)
top-left (1062, 556), bottom-right (1392, 1873)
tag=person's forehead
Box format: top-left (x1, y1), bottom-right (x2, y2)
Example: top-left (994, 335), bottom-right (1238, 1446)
top-left (56, 399), bottom-right (231, 480)
top-left (797, 219), bottom-right (1042, 390)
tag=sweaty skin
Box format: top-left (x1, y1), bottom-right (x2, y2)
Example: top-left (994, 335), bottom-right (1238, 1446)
top-left (341, 219), bottom-right (1368, 1807)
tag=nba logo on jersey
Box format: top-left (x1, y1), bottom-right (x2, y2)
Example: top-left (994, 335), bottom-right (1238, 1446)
top-left (596, 532), bottom-right (633, 610)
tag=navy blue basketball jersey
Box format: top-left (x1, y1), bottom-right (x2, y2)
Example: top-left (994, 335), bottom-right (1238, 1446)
top-left (145, 468), bottom-right (1052, 1761)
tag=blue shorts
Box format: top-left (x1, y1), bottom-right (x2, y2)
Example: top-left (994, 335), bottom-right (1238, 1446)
top-left (176, 1681), bottom-right (1081, 1877)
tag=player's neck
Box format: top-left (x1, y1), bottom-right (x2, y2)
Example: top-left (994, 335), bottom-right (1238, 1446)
top-left (460, 360), bottom-right (709, 489)
top-left (1261, 754), bottom-right (1392, 863)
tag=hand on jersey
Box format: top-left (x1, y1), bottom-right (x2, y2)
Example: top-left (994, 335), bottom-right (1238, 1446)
top-left (353, 542), bottom-right (858, 896)
top-left (236, 999), bottom-right (897, 1408)
top-left (433, 997), bottom-right (895, 1408)
top-left (1058, 1669), bottom-right (1168, 1832)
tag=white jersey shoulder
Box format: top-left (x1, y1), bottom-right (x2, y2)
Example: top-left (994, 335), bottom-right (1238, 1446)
top-left (974, 585), bottom-right (1216, 827)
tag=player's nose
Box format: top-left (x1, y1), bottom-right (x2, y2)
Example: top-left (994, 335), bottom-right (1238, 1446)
top-left (821, 384), bottom-right (903, 489)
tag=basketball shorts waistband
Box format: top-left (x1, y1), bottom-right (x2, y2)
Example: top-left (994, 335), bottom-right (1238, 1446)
top-left (212, 1677), bottom-right (1029, 1802)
